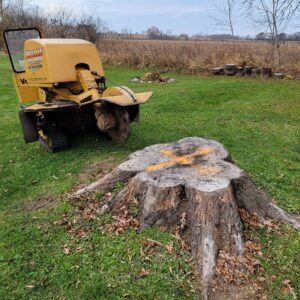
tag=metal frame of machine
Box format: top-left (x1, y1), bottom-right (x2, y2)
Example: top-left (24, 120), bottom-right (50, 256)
top-left (3, 28), bottom-right (153, 151)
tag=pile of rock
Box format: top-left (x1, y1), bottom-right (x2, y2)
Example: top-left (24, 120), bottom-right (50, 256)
top-left (131, 72), bottom-right (176, 84)
top-left (211, 64), bottom-right (285, 79)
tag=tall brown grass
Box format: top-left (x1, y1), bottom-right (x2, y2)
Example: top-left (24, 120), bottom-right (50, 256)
top-left (98, 39), bottom-right (300, 75)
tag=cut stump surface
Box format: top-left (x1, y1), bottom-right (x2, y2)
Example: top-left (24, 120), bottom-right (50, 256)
top-left (75, 137), bottom-right (300, 299)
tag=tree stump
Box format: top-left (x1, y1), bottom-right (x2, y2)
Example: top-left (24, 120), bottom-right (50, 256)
top-left (262, 67), bottom-right (272, 79)
top-left (142, 72), bottom-right (164, 82)
top-left (236, 67), bottom-right (244, 77)
top-left (244, 65), bottom-right (252, 76)
top-left (75, 137), bottom-right (300, 299)
top-left (211, 67), bottom-right (225, 75)
top-left (251, 68), bottom-right (261, 77)
top-left (274, 72), bottom-right (285, 80)
top-left (224, 64), bottom-right (237, 76)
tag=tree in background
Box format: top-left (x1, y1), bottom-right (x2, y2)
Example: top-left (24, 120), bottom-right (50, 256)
top-left (0, 0), bottom-right (107, 49)
top-left (46, 8), bottom-right (76, 38)
top-left (179, 33), bottom-right (189, 40)
top-left (121, 28), bottom-right (132, 39)
top-left (0, 0), bottom-right (46, 48)
top-left (243, 0), bottom-right (300, 66)
top-left (212, 0), bottom-right (237, 54)
top-left (46, 8), bottom-right (107, 41)
top-left (0, 0), bottom-right (10, 20)
top-left (146, 26), bottom-right (162, 39)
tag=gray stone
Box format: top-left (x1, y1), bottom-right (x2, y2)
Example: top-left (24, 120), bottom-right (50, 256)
top-left (131, 77), bottom-right (140, 82)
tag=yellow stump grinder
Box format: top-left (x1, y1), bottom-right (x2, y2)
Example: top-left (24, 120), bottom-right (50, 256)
top-left (3, 28), bottom-right (153, 151)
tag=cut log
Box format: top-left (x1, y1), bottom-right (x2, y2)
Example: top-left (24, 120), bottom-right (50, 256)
top-left (262, 67), bottom-right (272, 78)
top-left (74, 137), bottom-right (300, 299)
top-left (236, 67), bottom-right (244, 76)
top-left (251, 68), bottom-right (261, 77)
top-left (142, 72), bottom-right (163, 82)
top-left (274, 72), bottom-right (285, 80)
top-left (244, 65), bottom-right (252, 76)
top-left (211, 67), bottom-right (225, 75)
top-left (224, 64), bottom-right (237, 76)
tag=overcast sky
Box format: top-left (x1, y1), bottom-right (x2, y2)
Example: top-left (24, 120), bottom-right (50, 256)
top-left (34, 0), bottom-right (299, 36)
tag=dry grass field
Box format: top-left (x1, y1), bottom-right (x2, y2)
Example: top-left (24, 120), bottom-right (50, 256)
top-left (99, 39), bottom-right (300, 75)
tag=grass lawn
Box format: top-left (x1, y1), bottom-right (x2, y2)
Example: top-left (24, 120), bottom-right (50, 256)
top-left (0, 54), bottom-right (299, 299)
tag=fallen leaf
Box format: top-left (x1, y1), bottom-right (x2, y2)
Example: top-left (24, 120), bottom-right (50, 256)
top-left (258, 277), bottom-right (266, 282)
top-left (281, 279), bottom-right (296, 299)
top-left (140, 246), bottom-right (145, 257)
top-left (138, 267), bottom-right (150, 278)
top-left (165, 242), bottom-right (174, 253)
top-left (147, 238), bottom-right (164, 247)
top-left (159, 226), bottom-right (167, 232)
top-left (281, 287), bottom-right (291, 295)
top-left (30, 261), bottom-right (36, 268)
top-left (63, 246), bottom-right (71, 255)
top-left (282, 279), bottom-right (291, 285)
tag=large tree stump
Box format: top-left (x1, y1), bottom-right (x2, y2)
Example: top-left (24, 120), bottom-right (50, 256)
top-left (75, 137), bottom-right (300, 299)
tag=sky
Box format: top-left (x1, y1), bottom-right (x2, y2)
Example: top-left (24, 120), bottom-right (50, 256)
top-left (33, 0), bottom-right (299, 36)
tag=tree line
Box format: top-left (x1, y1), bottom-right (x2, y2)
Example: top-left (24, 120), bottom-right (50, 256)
top-left (1, 0), bottom-right (300, 67)
top-left (0, 0), bottom-right (107, 49)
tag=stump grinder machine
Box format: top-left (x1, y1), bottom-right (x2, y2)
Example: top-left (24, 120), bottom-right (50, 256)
top-left (3, 28), bottom-right (153, 151)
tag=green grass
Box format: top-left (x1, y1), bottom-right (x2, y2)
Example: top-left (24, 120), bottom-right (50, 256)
top-left (0, 54), bottom-right (300, 299)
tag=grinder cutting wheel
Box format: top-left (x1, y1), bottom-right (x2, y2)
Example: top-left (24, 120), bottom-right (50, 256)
top-left (3, 28), bottom-right (153, 152)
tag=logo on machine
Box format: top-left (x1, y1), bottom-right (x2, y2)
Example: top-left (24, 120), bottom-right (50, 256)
top-left (20, 78), bottom-right (28, 84)
top-left (25, 48), bottom-right (43, 71)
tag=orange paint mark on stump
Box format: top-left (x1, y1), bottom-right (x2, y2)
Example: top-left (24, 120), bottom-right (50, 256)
top-left (194, 165), bottom-right (221, 176)
top-left (147, 147), bottom-right (219, 176)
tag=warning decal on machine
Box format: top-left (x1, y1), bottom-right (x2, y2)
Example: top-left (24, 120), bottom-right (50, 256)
top-left (25, 48), bottom-right (43, 71)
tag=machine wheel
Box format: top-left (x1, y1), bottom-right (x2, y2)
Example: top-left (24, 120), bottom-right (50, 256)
top-left (38, 122), bottom-right (68, 152)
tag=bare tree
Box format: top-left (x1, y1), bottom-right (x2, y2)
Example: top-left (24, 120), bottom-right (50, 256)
top-left (121, 28), bottom-right (132, 39)
top-left (243, 0), bottom-right (300, 66)
top-left (77, 15), bottom-right (106, 42)
top-left (146, 26), bottom-right (163, 39)
top-left (0, 0), bottom-right (47, 48)
top-left (0, 1), bottom-right (107, 48)
top-left (46, 7), bottom-right (77, 38)
top-left (212, 0), bottom-right (237, 53)
top-left (179, 33), bottom-right (189, 40)
top-left (0, 0), bottom-right (10, 20)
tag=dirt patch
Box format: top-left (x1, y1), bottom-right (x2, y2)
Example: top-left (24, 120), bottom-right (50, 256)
top-left (22, 159), bottom-right (119, 211)
top-left (23, 196), bottom-right (56, 211)
top-left (209, 283), bottom-right (258, 300)
top-left (76, 158), bottom-right (119, 189)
